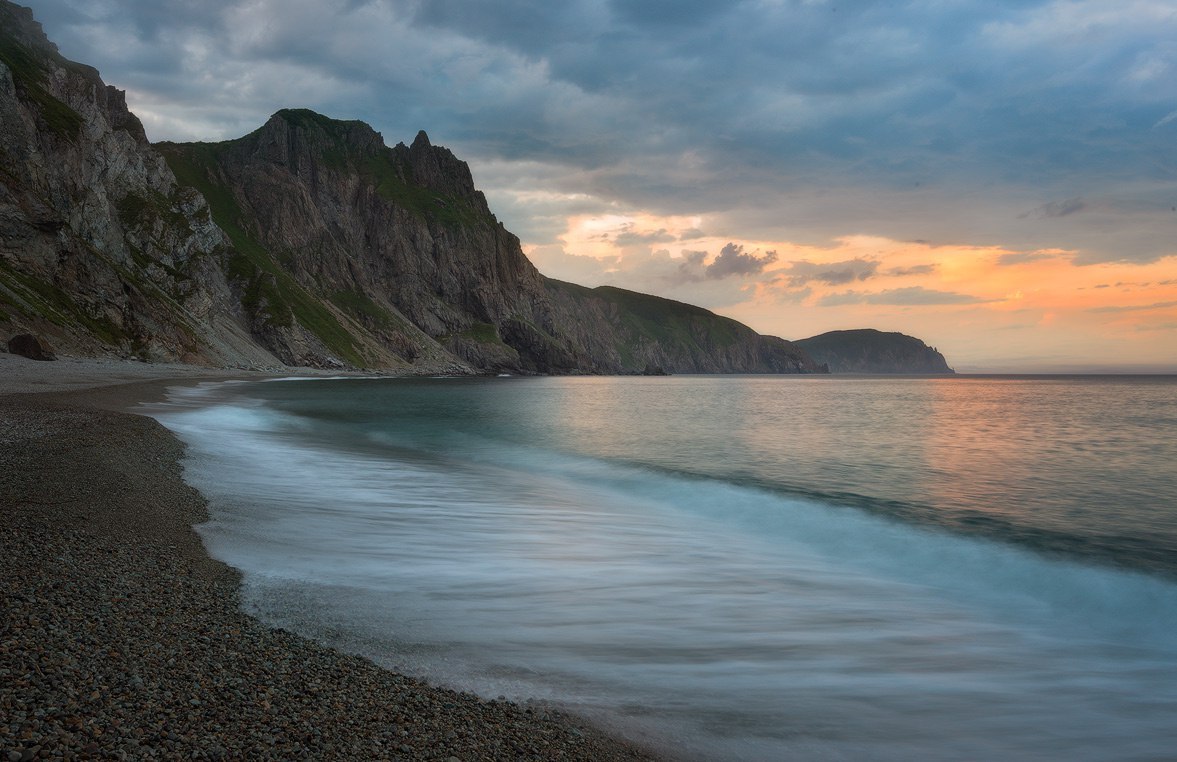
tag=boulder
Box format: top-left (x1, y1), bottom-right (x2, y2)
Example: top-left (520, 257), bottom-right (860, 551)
top-left (7, 334), bottom-right (57, 361)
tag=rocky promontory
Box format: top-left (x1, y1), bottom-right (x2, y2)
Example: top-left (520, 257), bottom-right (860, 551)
top-left (794, 329), bottom-right (954, 374)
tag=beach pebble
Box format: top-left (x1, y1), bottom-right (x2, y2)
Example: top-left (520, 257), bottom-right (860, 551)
top-left (0, 395), bottom-right (660, 761)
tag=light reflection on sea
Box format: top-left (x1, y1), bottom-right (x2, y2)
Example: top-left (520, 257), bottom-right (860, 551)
top-left (152, 375), bottom-right (1177, 761)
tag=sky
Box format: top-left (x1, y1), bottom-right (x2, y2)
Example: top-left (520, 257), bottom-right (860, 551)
top-left (22, 0), bottom-right (1177, 371)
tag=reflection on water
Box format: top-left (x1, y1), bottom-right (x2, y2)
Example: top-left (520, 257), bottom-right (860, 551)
top-left (153, 375), bottom-right (1177, 761)
top-left (532, 376), bottom-right (1177, 574)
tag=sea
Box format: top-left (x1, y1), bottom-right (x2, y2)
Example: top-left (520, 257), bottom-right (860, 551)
top-left (150, 374), bottom-right (1177, 761)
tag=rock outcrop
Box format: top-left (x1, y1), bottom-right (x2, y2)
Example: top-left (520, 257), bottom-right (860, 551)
top-left (0, 2), bottom-right (278, 366)
top-left (7, 332), bottom-right (55, 360)
top-left (0, 1), bottom-right (823, 374)
top-left (794, 329), bottom-right (954, 374)
top-left (156, 110), bottom-right (559, 372)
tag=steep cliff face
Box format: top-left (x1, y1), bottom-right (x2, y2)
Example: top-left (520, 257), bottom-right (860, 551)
top-left (156, 110), bottom-right (568, 372)
top-left (1, 0), bottom-right (825, 374)
top-left (158, 109), bottom-right (821, 374)
top-left (794, 329), bottom-right (954, 374)
top-left (0, 2), bottom-right (277, 365)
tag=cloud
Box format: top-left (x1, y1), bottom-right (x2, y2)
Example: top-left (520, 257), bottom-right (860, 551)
top-left (1088, 300), bottom-right (1177, 314)
top-left (706, 243), bottom-right (777, 279)
top-left (818, 287), bottom-right (990, 307)
top-left (1020, 198), bottom-right (1087, 220)
top-left (885, 263), bottom-right (937, 276)
top-left (526, 245), bottom-right (618, 283)
top-left (674, 250), bottom-right (708, 282)
top-left (998, 250), bottom-right (1072, 265)
top-left (783, 258), bottom-right (879, 287)
top-left (570, 245), bottom-right (767, 310)
top-left (614, 227), bottom-right (677, 246)
top-left (668, 244), bottom-right (778, 283)
top-left (24, 0), bottom-right (1177, 264)
top-left (1154, 109), bottom-right (1177, 129)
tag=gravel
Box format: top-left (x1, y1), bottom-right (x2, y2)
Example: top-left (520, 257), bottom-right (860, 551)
top-left (0, 386), bottom-right (663, 761)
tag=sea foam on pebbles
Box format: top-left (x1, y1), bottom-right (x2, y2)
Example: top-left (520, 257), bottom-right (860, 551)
top-left (0, 389), bottom-right (660, 761)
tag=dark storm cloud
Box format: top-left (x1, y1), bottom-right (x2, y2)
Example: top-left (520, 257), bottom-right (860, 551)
top-left (21, 0), bottom-right (1177, 261)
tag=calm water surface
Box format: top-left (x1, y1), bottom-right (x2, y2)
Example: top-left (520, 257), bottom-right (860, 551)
top-left (153, 375), bottom-right (1177, 761)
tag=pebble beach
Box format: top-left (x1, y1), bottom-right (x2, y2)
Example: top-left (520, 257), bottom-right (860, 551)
top-left (0, 354), bottom-right (660, 761)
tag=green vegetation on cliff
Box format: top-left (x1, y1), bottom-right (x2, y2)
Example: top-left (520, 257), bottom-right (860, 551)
top-left (544, 279), bottom-right (821, 374)
top-left (160, 142), bottom-right (366, 366)
top-left (594, 285), bottom-right (743, 351)
top-left (794, 329), bottom-right (954, 374)
top-left (0, 20), bottom-right (84, 140)
top-left (0, 258), bottom-right (125, 344)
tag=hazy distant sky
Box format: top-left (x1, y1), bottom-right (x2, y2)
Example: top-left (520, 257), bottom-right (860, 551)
top-left (23, 0), bottom-right (1177, 370)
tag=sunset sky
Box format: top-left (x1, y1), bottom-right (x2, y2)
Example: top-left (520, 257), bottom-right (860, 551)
top-left (24, 0), bottom-right (1177, 371)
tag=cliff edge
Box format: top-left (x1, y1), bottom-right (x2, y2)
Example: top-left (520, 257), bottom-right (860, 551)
top-left (794, 329), bottom-right (954, 374)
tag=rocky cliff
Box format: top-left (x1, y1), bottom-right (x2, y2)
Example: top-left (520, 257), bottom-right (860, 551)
top-left (156, 110), bottom-right (564, 373)
top-left (794, 329), bottom-right (954, 374)
top-left (544, 281), bottom-right (820, 373)
top-left (154, 108), bottom-right (822, 374)
top-left (0, 2), bottom-right (278, 366)
top-left (0, 1), bottom-right (822, 374)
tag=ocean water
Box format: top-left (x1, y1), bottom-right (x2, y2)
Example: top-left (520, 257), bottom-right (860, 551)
top-left (152, 375), bottom-right (1177, 761)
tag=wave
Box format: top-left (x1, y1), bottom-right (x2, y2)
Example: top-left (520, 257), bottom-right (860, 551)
top-left (151, 380), bottom-right (1177, 760)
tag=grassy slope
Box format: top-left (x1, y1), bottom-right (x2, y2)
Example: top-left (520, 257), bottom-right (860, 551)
top-left (546, 279), bottom-right (750, 368)
top-left (593, 285), bottom-right (744, 349)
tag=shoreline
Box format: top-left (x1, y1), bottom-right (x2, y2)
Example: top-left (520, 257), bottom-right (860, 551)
top-left (0, 355), bottom-right (662, 761)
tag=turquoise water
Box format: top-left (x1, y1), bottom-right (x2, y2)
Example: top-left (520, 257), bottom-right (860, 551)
top-left (154, 375), bottom-right (1177, 760)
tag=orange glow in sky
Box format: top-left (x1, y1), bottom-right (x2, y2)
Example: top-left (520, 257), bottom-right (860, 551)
top-left (527, 213), bottom-right (1177, 372)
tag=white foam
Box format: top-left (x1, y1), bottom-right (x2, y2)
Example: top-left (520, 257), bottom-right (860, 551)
top-left (153, 388), bottom-right (1177, 761)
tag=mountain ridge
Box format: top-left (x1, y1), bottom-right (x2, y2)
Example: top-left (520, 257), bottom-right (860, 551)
top-left (1, 1), bottom-right (939, 376)
top-left (156, 107), bottom-right (825, 373)
top-left (0, 2), bottom-right (823, 377)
